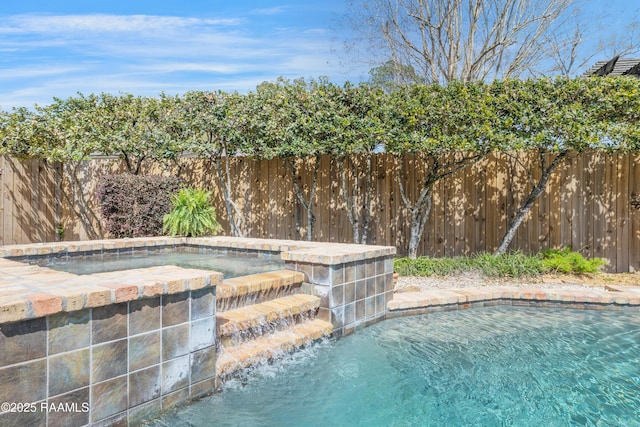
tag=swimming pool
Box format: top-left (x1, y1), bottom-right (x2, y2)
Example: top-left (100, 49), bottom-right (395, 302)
top-left (152, 306), bottom-right (640, 426)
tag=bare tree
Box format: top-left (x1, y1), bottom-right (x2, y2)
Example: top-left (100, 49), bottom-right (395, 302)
top-left (544, 7), bottom-right (640, 77)
top-left (346, 0), bottom-right (578, 83)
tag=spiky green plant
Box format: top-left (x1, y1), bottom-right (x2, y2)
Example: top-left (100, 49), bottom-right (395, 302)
top-left (541, 247), bottom-right (606, 274)
top-left (163, 188), bottom-right (222, 237)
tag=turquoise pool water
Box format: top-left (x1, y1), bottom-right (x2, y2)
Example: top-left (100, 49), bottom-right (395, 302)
top-left (154, 306), bottom-right (640, 426)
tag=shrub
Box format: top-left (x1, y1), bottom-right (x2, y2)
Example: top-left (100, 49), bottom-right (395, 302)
top-left (394, 252), bottom-right (546, 278)
top-left (541, 248), bottom-right (606, 274)
top-left (394, 249), bottom-right (606, 278)
top-left (96, 174), bottom-right (181, 238)
top-left (163, 188), bottom-right (222, 237)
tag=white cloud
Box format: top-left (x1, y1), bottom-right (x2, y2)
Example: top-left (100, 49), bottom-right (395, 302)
top-left (249, 7), bottom-right (289, 16)
top-left (0, 14), bottom-right (242, 35)
top-left (0, 11), bottom-right (365, 108)
top-left (0, 65), bottom-right (85, 79)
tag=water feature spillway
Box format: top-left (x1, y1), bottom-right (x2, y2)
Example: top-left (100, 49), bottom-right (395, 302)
top-left (0, 236), bottom-right (396, 426)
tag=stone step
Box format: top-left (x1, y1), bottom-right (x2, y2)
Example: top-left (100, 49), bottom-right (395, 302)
top-left (216, 294), bottom-right (321, 347)
top-left (216, 318), bottom-right (333, 380)
top-left (216, 270), bottom-right (305, 311)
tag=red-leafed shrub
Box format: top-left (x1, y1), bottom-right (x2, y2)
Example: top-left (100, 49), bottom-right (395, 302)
top-left (96, 174), bottom-right (181, 238)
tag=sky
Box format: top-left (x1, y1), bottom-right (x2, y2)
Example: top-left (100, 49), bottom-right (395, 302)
top-left (0, 0), bottom-right (363, 108)
top-left (1, 0), bottom-right (639, 109)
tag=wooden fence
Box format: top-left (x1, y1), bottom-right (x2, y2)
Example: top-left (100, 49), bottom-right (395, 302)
top-left (1, 152), bottom-right (638, 272)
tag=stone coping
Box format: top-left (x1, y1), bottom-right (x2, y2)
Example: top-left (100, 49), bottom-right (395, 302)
top-left (0, 257), bottom-right (222, 324)
top-left (0, 236), bottom-right (396, 265)
top-left (388, 285), bottom-right (640, 313)
top-left (0, 237), bottom-right (395, 324)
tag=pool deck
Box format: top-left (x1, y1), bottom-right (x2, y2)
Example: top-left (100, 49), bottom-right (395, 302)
top-left (2, 235), bottom-right (637, 323)
top-left (387, 284), bottom-right (640, 316)
top-left (0, 236), bottom-right (395, 324)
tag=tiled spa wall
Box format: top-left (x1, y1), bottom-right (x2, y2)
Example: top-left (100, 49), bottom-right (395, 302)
top-left (0, 237), bottom-right (397, 426)
top-left (287, 256), bottom-right (395, 337)
top-left (0, 287), bottom-right (216, 427)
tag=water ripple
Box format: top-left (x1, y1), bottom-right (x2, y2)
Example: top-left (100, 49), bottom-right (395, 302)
top-left (152, 306), bottom-right (640, 426)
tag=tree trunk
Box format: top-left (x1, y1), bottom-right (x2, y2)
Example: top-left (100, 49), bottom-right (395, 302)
top-left (212, 154), bottom-right (244, 237)
top-left (285, 156), bottom-right (319, 241)
top-left (338, 155), bottom-right (375, 245)
top-left (360, 155), bottom-right (374, 244)
top-left (338, 157), bottom-right (360, 243)
top-left (407, 193), bottom-right (432, 259)
top-left (494, 150), bottom-right (569, 255)
top-left (397, 153), bottom-right (484, 259)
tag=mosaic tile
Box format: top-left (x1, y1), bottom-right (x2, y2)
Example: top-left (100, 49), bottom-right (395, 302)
top-left (92, 303), bottom-right (128, 344)
top-left (129, 331), bottom-right (160, 372)
top-left (0, 317), bottom-right (46, 367)
top-left (190, 317), bottom-right (215, 352)
top-left (311, 285), bottom-right (329, 308)
top-left (0, 359), bottom-right (46, 404)
top-left (355, 262), bottom-right (365, 281)
top-left (47, 387), bottom-right (90, 427)
top-left (161, 388), bottom-right (189, 410)
top-left (162, 324), bottom-right (190, 360)
top-left (330, 285), bottom-right (344, 306)
top-left (331, 306), bottom-right (345, 329)
top-left (342, 263), bottom-right (354, 283)
top-left (383, 258), bottom-right (393, 275)
top-left (375, 275), bottom-right (386, 294)
top-left (91, 376), bottom-right (127, 422)
top-left (375, 294), bottom-right (386, 315)
top-left (190, 347), bottom-right (216, 383)
top-left (49, 348), bottom-right (90, 396)
top-left (330, 265), bottom-right (344, 285)
top-left (190, 377), bottom-right (217, 400)
top-left (92, 339), bottom-right (128, 383)
top-left (129, 366), bottom-right (161, 407)
top-left (366, 277), bottom-right (376, 298)
top-left (129, 298), bottom-right (161, 336)
top-left (129, 399), bottom-right (161, 426)
top-left (356, 299), bottom-right (365, 320)
top-left (312, 265), bottom-right (330, 285)
top-left (162, 293), bottom-right (190, 327)
top-left (344, 302), bottom-right (356, 326)
top-left (355, 280), bottom-right (366, 301)
top-left (161, 356), bottom-right (190, 395)
top-left (0, 407), bottom-right (46, 427)
top-left (191, 288), bottom-right (215, 320)
top-left (344, 282), bottom-right (356, 304)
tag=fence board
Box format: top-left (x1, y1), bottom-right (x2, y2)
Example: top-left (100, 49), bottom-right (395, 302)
top-left (496, 154), bottom-right (508, 252)
top-left (547, 153), bottom-right (561, 249)
top-left (1, 152), bottom-right (638, 272)
top-left (604, 155), bottom-right (618, 269)
top-left (572, 154), bottom-right (586, 254)
top-left (453, 164), bottom-right (465, 256)
top-left (531, 156), bottom-right (544, 253)
top-left (592, 152), bottom-right (606, 260)
top-left (583, 152), bottom-right (595, 258)
top-left (560, 157), bottom-right (574, 249)
top-left (631, 153), bottom-right (640, 272)
top-left (617, 154), bottom-right (630, 272)
top-left (2, 157), bottom-right (14, 245)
